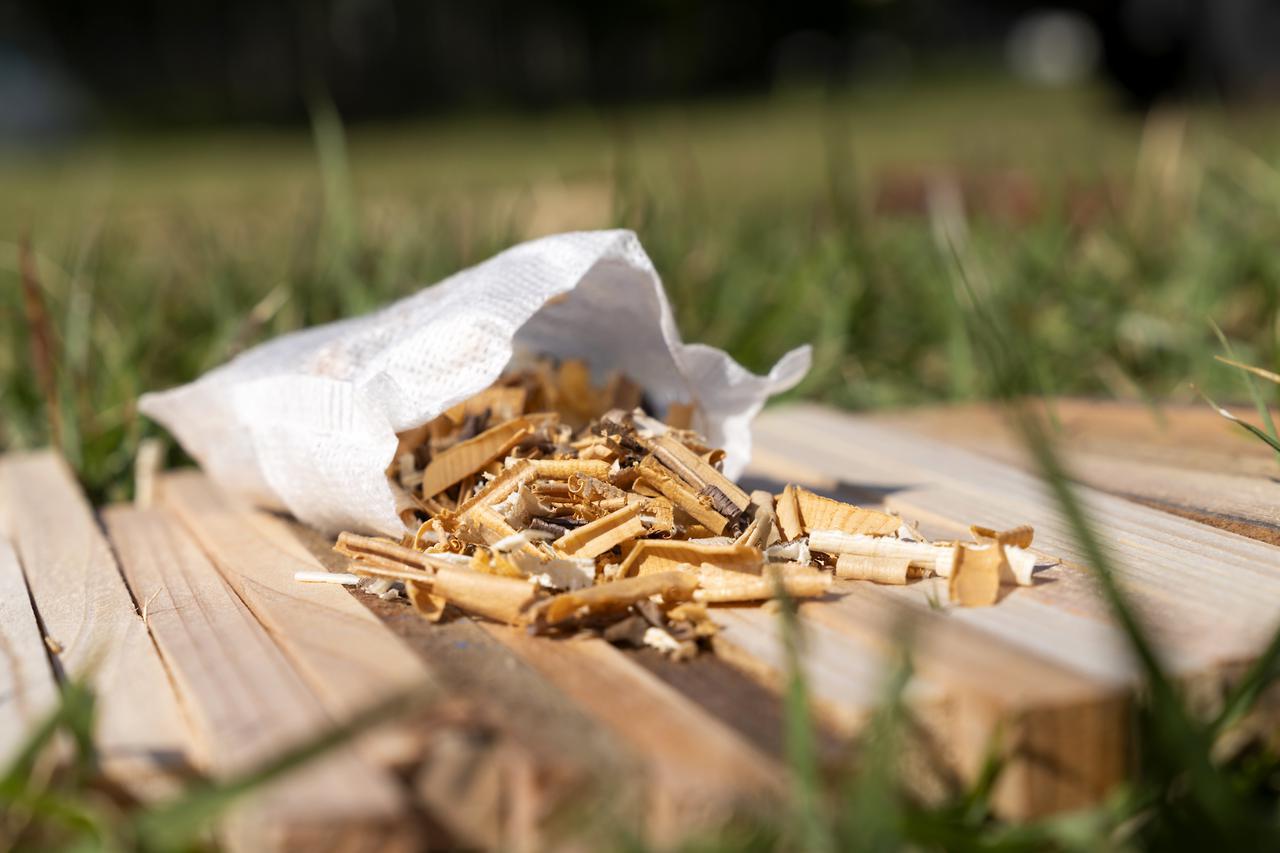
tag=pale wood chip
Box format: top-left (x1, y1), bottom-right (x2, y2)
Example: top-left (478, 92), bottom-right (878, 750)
top-left (649, 434), bottom-right (750, 512)
top-left (533, 570), bottom-right (699, 628)
top-left (419, 417), bottom-right (541, 500)
top-left (429, 565), bottom-right (541, 625)
top-left (618, 539), bottom-right (763, 578)
top-left (808, 530), bottom-right (956, 576)
top-left (555, 502), bottom-right (647, 560)
top-left (694, 562), bottom-right (831, 603)
top-left (949, 542), bottom-right (1003, 607)
top-left (834, 554), bottom-right (920, 585)
top-left (970, 524), bottom-right (1035, 549)
top-left (637, 454), bottom-right (729, 535)
top-left (790, 487), bottom-right (900, 537)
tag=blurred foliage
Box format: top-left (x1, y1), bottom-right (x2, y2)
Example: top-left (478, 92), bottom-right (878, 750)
top-left (2, 80), bottom-right (1279, 503)
top-left (3, 78), bottom-right (1280, 848)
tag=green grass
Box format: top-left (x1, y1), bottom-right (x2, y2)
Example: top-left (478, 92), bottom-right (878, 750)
top-left (4, 77), bottom-right (1280, 846)
top-left (4, 79), bottom-right (1280, 502)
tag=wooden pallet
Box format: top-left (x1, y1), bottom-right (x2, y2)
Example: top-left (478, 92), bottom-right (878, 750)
top-left (2, 402), bottom-right (1278, 849)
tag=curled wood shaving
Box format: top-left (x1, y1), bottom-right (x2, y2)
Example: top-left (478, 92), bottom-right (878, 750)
top-left (418, 417), bottom-right (539, 500)
top-left (949, 543), bottom-right (1003, 607)
top-left (333, 359), bottom-right (1041, 650)
top-left (532, 570), bottom-right (698, 629)
top-left (834, 554), bottom-right (919, 585)
top-left (694, 562), bottom-right (832, 603)
top-left (618, 539), bottom-right (763, 578)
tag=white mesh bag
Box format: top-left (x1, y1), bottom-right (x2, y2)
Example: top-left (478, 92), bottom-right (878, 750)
top-left (141, 229), bottom-right (810, 536)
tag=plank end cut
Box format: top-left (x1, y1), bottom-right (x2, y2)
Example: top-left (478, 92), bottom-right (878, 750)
top-left (103, 505), bottom-right (414, 851)
top-left (0, 450), bottom-right (191, 799)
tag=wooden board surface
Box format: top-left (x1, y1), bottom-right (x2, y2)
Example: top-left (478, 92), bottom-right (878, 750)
top-left (727, 403), bottom-right (1280, 815)
top-left (752, 404), bottom-right (1280, 677)
top-left (160, 470), bottom-right (435, 768)
top-left (0, 536), bottom-right (60, 769)
top-left (480, 625), bottom-right (780, 842)
top-left (288, 518), bottom-right (788, 847)
top-left (0, 451), bottom-right (189, 798)
top-left (5, 399), bottom-right (1279, 843)
top-left (103, 506), bottom-right (413, 850)
top-left (875, 400), bottom-right (1280, 544)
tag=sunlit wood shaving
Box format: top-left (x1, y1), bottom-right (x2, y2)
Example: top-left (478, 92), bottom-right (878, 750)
top-left (949, 542), bottom-right (1003, 607)
top-left (331, 358), bottom-right (1038, 650)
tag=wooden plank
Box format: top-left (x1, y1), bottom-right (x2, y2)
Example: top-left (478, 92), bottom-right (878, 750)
top-left (480, 624), bottom-right (781, 844)
top-left (711, 590), bottom-right (1129, 817)
top-left (732, 403), bottom-right (1280, 817)
top-left (875, 401), bottom-right (1280, 543)
top-left (0, 536), bottom-right (61, 769)
top-left (284, 518), bottom-right (673, 848)
top-left (0, 451), bottom-right (188, 798)
top-left (752, 405), bottom-right (1280, 680)
top-left (102, 506), bottom-right (413, 850)
top-left (159, 470), bottom-right (435, 768)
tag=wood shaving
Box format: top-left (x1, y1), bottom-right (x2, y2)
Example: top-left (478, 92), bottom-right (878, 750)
top-left (332, 359), bottom-right (1041, 658)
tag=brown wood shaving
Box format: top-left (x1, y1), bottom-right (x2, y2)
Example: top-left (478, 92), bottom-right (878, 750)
top-left (331, 359), bottom-right (1040, 658)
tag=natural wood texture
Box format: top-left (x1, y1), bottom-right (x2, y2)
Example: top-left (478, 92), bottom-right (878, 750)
top-left (0, 536), bottom-right (60, 769)
top-left (102, 506), bottom-right (412, 850)
top-left (160, 471), bottom-right (435, 767)
top-left (480, 624), bottom-right (780, 844)
top-left (753, 404), bottom-right (1280, 678)
top-left (875, 400), bottom-right (1280, 543)
top-left (288, 520), bottom-right (661, 848)
top-left (728, 403), bottom-right (1280, 816)
top-left (0, 451), bottom-right (189, 798)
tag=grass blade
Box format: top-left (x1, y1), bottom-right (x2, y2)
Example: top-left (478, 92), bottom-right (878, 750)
top-left (1209, 321), bottom-right (1279, 461)
top-left (17, 234), bottom-right (62, 449)
top-left (776, 584), bottom-right (831, 853)
top-left (130, 686), bottom-right (427, 852)
top-left (1207, 620), bottom-right (1280, 739)
top-left (1214, 354), bottom-right (1280, 386)
top-left (1196, 387), bottom-right (1280, 455)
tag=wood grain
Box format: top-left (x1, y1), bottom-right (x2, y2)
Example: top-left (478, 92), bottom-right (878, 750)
top-left (103, 506), bottom-right (412, 850)
top-left (0, 451), bottom-right (188, 798)
top-left (753, 405), bottom-right (1280, 679)
top-left (0, 535), bottom-right (60, 769)
top-left (160, 471), bottom-right (434, 768)
top-left (481, 625), bottom-right (781, 844)
top-left (874, 401), bottom-right (1280, 542)
top-left (729, 403), bottom-right (1280, 817)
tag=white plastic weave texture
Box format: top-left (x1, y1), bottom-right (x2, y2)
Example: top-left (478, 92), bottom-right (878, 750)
top-left (141, 230), bottom-right (810, 535)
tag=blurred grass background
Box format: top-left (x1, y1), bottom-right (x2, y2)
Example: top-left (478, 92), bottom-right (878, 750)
top-left (4, 76), bottom-right (1280, 501)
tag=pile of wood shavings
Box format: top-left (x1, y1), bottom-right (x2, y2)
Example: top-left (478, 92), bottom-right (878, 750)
top-left (331, 360), bottom-right (1037, 659)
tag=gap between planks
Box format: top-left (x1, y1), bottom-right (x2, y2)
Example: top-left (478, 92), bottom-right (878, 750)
top-left (752, 405), bottom-right (1280, 681)
top-left (0, 451), bottom-right (189, 799)
top-left (0, 535), bottom-right (60, 770)
top-left (283, 509), bottom-right (788, 845)
top-left (103, 505), bottom-right (415, 850)
top-left (159, 470), bottom-right (436, 770)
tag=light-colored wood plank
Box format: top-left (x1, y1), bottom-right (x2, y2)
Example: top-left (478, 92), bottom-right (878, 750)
top-left (0, 536), bottom-right (60, 769)
top-left (753, 404), bottom-right (1280, 680)
top-left (0, 451), bottom-right (188, 798)
top-left (875, 401), bottom-right (1280, 542)
top-left (480, 625), bottom-right (780, 845)
top-left (711, 588), bottom-right (1129, 817)
top-left (160, 470), bottom-right (434, 766)
top-left (103, 506), bottom-right (413, 850)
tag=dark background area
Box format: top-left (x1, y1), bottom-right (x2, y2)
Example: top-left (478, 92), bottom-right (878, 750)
top-left (6, 0), bottom-right (1280, 137)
